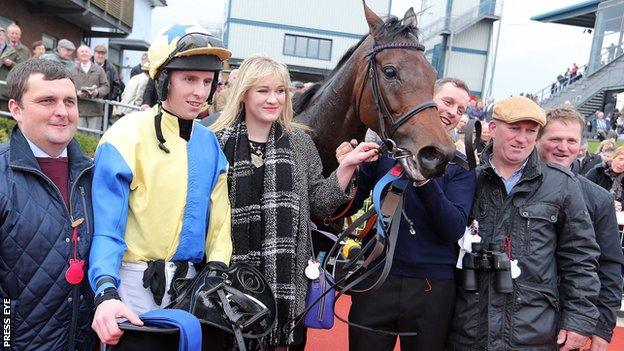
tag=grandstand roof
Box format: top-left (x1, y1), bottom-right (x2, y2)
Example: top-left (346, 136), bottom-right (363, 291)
top-left (531, 0), bottom-right (600, 28)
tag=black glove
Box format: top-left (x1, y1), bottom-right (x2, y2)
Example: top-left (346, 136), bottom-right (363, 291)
top-left (143, 260), bottom-right (166, 305)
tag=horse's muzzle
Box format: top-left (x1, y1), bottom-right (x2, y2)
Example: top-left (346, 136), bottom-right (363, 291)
top-left (416, 145), bottom-right (453, 179)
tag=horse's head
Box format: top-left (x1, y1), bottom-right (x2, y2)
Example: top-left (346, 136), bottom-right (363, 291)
top-left (355, 2), bottom-right (455, 180)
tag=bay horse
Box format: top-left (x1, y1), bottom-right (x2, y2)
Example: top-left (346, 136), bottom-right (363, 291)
top-left (294, 2), bottom-right (454, 180)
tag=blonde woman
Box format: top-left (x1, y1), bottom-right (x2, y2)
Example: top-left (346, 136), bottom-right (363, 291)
top-left (212, 54), bottom-right (378, 349)
top-left (587, 145), bottom-right (624, 211)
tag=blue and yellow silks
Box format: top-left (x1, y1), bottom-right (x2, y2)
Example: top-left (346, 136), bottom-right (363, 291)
top-left (88, 106), bottom-right (232, 293)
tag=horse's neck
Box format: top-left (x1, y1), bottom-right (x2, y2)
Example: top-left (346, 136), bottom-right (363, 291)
top-left (300, 63), bottom-right (367, 174)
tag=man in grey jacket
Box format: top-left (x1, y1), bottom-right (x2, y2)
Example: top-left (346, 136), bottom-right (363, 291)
top-left (447, 96), bottom-right (601, 351)
top-left (536, 106), bottom-right (624, 351)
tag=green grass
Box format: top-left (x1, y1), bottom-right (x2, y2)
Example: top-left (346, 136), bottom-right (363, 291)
top-left (587, 140), bottom-right (624, 153)
top-left (0, 116), bottom-right (100, 155)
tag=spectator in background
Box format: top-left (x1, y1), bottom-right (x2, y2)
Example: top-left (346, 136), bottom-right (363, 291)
top-left (113, 60), bottom-right (150, 122)
top-left (467, 100), bottom-right (486, 120)
top-left (31, 40), bottom-right (46, 59)
top-left (601, 146), bottom-right (616, 169)
top-left (475, 122), bottom-right (490, 156)
top-left (591, 111), bottom-right (617, 140)
top-left (130, 52), bottom-right (148, 78)
top-left (587, 146), bottom-right (624, 211)
top-left (0, 23), bottom-right (31, 109)
top-left (484, 97), bottom-right (495, 121)
top-left (0, 28), bottom-right (6, 56)
top-left (93, 44), bottom-right (123, 102)
top-left (140, 77), bottom-right (157, 109)
top-left (557, 73), bottom-right (565, 91)
top-left (570, 63), bottom-right (578, 78)
top-left (42, 39), bottom-right (76, 69)
top-left (465, 99), bottom-right (476, 118)
top-left (70, 45), bottom-right (109, 131)
top-left (573, 138), bottom-right (603, 176)
top-left (292, 81), bottom-right (305, 100)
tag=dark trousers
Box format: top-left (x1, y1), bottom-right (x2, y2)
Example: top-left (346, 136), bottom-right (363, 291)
top-left (348, 275), bottom-right (455, 351)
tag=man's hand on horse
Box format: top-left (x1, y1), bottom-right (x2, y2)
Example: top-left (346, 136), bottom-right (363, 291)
top-left (92, 299), bottom-right (143, 345)
top-left (556, 329), bottom-right (589, 351)
top-left (588, 335), bottom-right (609, 351)
top-left (335, 139), bottom-right (359, 163)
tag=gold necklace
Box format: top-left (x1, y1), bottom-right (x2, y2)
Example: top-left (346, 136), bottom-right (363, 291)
top-left (249, 141), bottom-right (265, 168)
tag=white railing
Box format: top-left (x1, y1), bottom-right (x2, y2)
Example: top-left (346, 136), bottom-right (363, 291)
top-left (533, 45), bottom-right (623, 104)
top-left (420, 0), bottom-right (503, 42)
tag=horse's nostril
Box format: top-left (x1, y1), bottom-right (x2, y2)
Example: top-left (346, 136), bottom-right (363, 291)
top-left (416, 146), bottom-right (452, 179)
top-left (418, 146), bottom-right (445, 169)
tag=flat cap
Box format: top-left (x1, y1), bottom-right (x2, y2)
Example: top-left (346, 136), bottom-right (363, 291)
top-left (58, 39), bottom-right (76, 51)
top-left (493, 96), bottom-right (546, 127)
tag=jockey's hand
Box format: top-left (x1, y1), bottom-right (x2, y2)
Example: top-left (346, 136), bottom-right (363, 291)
top-left (588, 335), bottom-right (609, 351)
top-left (557, 329), bottom-right (589, 351)
top-left (92, 299), bottom-right (143, 345)
top-left (335, 139), bottom-right (358, 163)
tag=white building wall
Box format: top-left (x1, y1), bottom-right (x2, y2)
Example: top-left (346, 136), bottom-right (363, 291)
top-left (228, 23), bottom-right (357, 69)
top-left (451, 0), bottom-right (480, 17)
top-left (419, 0), bottom-right (448, 28)
top-left (446, 51), bottom-right (486, 94)
top-left (229, 0), bottom-right (390, 32)
top-left (226, 0), bottom-right (392, 74)
top-left (453, 21), bottom-right (491, 51)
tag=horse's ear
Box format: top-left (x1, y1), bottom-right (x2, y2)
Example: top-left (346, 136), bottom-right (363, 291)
top-left (403, 7), bottom-right (417, 28)
top-left (362, 1), bottom-right (384, 39)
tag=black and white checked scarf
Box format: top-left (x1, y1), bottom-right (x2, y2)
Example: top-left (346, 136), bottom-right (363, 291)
top-left (217, 117), bottom-right (301, 347)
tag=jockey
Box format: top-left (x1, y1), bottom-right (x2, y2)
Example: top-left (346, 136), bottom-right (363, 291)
top-left (88, 23), bottom-right (233, 346)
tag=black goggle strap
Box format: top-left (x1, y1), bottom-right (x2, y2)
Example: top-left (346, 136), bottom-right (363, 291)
top-left (154, 103), bottom-right (170, 154)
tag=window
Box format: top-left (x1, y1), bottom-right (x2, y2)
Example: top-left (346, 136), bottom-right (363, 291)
top-left (0, 15), bottom-right (12, 31)
top-left (42, 34), bottom-right (57, 51)
top-left (283, 34), bottom-right (332, 60)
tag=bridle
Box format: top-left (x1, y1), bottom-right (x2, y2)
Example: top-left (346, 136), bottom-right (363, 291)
top-left (355, 40), bottom-right (438, 159)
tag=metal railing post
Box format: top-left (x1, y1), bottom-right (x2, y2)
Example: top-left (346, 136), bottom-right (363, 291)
top-left (103, 100), bottom-right (110, 133)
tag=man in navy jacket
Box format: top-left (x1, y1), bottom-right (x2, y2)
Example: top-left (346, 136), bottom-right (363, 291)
top-left (0, 59), bottom-right (94, 350)
top-left (342, 78), bottom-right (476, 350)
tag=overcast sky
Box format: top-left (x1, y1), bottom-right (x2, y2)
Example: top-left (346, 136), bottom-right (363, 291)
top-left (153, 0), bottom-right (593, 100)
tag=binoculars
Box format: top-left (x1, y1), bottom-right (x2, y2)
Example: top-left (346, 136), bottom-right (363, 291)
top-left (462, 243), bottom-right (513, 293)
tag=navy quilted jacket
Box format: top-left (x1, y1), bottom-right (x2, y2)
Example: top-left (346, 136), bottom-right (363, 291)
top-left (0, 127), bottom-right (95, 351)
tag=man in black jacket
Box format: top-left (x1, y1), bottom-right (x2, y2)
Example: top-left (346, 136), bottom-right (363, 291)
top-left (536, 107), bottom-right (624, 351)
top-left (93, 45), bottom-right (122, 102)
top-left (573, 138), bottom-right (602, 175)
top-left (0, 59), bottom-right (94, 350)
top-left (448, 96), bottom-right (601, 351)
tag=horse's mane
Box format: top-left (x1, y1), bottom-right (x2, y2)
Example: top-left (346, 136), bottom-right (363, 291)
top-left (293, 15), bottom-right (419, 115)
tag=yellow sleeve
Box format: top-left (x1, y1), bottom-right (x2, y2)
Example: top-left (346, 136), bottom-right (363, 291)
top-left (205, 172), bottom-right (232, 265)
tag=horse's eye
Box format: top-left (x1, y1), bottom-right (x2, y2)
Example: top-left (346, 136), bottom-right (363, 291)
top-left (382, 66), bottom-right (398, 80)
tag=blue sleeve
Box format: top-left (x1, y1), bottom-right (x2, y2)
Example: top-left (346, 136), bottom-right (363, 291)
top-left (414, 166), bottom-right (476, 243)
top-left (88, 142), bottom-right (133, 294)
